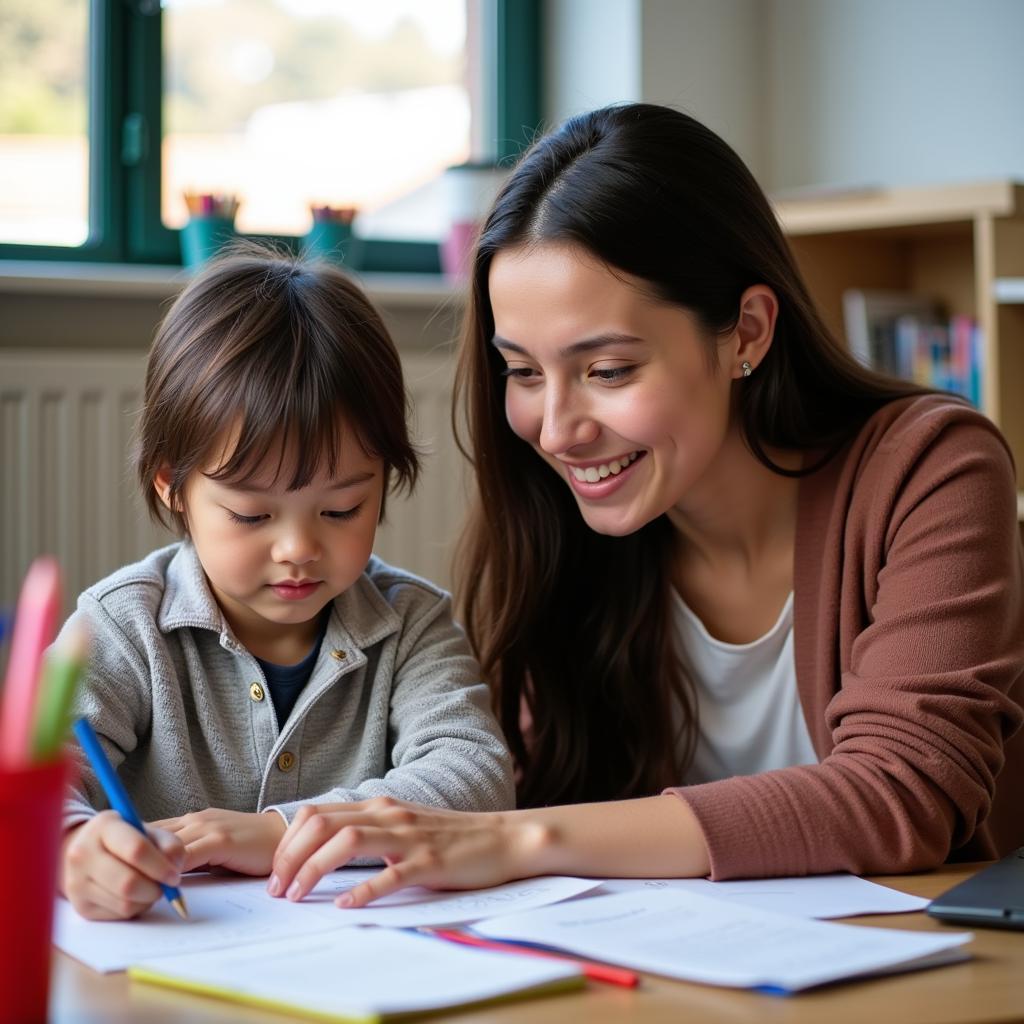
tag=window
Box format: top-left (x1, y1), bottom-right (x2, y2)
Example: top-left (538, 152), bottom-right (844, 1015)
top-left (0, 0), bottom-right (90, 248)
top-left (0, 0), bottom-right (540, 267)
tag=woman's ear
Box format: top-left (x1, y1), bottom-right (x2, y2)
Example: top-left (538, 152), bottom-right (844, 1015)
top-left (730, 284), bottom-right (778, 379)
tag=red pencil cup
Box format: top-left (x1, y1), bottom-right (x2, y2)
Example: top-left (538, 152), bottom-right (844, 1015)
top-left (0, 756), bottom-right (71, 1024)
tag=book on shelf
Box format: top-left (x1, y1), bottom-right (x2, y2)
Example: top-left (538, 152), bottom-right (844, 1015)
top-left (841, 289), bottom-right (982, 406)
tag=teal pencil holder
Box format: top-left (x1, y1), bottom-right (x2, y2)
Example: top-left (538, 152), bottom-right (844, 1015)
top-left (179, 216), bottom-right (237, 268)
top-left (303, 220), bottom-right (354, 266)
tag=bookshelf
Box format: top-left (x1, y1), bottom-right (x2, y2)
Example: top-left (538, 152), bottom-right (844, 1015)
top-left (773, 181), bottom-right (1024, 510)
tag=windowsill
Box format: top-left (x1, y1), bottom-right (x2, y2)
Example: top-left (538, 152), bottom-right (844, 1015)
top-left (0, 260), bottom-right (463, 307)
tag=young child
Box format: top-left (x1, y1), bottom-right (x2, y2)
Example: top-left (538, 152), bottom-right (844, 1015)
top-left (59, 246), bottom-right (514, 921)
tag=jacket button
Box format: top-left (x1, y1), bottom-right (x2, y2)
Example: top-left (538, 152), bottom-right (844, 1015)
top-left (249, 682), bottom-right (265, 702)
top-left (277, 751), bottom-right (296, 772)
top-left (330, 649), bottom-right (347, 660)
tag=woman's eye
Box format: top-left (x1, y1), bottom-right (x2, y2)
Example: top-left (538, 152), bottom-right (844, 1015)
top-left (226, 509), bottom-right (268, 525)
top-left (500, 366), bottom-right (539, 381)
top-left (592, 365), bottom-right (634, 382)
top-left (324, 505), bottom-right (362, 521)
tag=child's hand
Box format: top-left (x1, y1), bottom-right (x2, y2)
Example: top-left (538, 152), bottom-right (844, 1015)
top-left (60, 811), bottom-right (185, 921)
top-left (267, 797), bottom-right (529, 908)
top-left (152, 808), bottom-right (287, 876)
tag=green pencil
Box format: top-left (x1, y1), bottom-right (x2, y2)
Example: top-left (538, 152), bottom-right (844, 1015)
top-left (31, 620), bottom-right (89, 761)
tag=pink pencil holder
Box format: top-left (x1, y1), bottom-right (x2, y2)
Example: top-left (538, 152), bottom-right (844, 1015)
top-left (0, 756), bottom-right (71, 1024)
top-left (440, 219), bottom-right (481, 280)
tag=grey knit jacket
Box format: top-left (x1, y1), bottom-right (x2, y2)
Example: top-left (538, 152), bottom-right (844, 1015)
top-left (61, 542), bottom-right (514, 831)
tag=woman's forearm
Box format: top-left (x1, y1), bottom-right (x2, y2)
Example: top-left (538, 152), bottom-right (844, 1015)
top-left (508, 794), bottom-right (711, 879)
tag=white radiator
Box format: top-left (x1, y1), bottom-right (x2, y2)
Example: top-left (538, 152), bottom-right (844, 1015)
top-left (0, 349), bottom-right (467, 614)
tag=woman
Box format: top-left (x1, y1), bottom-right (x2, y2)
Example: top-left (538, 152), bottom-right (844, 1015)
top-left (266, 103), bottom-right (1024, 909)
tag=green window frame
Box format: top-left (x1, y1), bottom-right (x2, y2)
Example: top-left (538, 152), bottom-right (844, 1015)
top-left (0, 0), bottom-right (541, 270)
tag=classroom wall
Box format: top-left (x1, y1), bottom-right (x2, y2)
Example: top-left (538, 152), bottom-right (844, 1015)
top-left (546, 0), bottom-right (1024, 193)
top-left (766, 0), bottom-right (1024, 192)
top-left (639, 0), bottom-right (766, 181)
top-left (543, 0), bottom-right (765, 177)
top-left (543, 0), bottom-right (642, 128)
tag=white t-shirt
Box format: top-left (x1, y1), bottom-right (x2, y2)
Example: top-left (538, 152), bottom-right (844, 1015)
top-left (672, 590), bottom-right (818, 785)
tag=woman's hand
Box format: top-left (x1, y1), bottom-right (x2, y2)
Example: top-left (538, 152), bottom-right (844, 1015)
top-left (152, 808), bottom-right (287, 876)
top-left (267, 796), bottom-right (547, 908)
top-left (60, 812), bottom-right (185, 920)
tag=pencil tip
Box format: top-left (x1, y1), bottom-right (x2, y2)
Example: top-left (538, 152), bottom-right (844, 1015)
top-left (172, 895), bottom-right (189, 919)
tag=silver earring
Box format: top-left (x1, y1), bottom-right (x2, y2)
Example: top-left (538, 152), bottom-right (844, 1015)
top-left (741, 361), bottom-right (753, 377)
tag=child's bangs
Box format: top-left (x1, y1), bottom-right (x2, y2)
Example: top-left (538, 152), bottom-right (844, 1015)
top-left (203, 373), bottom-right (354, 492)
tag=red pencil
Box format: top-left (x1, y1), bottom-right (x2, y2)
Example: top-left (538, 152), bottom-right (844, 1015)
top-left (427, 927), bottom-right (640, 988)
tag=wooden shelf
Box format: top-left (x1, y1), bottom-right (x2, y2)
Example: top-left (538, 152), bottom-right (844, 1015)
top-left (771, 181), bottom-right (1024, 493)
top-left (773, 181), bottom-right (1023, 236)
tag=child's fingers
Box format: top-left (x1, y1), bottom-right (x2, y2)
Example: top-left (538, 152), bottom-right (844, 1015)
top-left (86, 850), bottom-right (165, 913)
top-left (150, 826), bottom-right (187, 870)
top-left (77, 876), bottom-right (158, 920)
top-left (179, 832), bottom-right (227, 872)
top-left (100, 818), bottom-right (183, 887)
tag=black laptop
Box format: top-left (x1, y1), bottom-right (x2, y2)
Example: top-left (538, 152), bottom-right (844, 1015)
top-left (927, 847), bottom-right (1024, 929)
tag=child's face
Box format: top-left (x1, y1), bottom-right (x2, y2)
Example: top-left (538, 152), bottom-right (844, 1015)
top-left (489, 242), bottom-right (739, 537)
top-left (166, 429), bottom-right (384, 657)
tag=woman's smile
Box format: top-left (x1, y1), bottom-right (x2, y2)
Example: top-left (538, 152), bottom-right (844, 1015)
top-left (562, 450), bottom-right (646, 497)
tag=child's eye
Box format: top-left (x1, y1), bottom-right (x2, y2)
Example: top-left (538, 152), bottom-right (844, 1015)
top-left (226, 510), bottom-right (268, 526)
top-left (323, 505), bottom-right (363, 521)
top-left (591, 365), bottom-right (635, 383)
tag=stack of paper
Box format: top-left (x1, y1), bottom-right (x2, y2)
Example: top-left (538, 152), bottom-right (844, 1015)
top-left (54, 871), bottom-right (601, 973)
top-left (472, 889), bottom-right (972, 993)
top-left (594, 872), bottom-right (930, 918)
top-left (55, 867), bottom-right (973, 1011)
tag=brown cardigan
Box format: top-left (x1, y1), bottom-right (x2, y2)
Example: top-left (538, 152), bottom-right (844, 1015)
top-left (672, 395), bottom-right (1024, 878)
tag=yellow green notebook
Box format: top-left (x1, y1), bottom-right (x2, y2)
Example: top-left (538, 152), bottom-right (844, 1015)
top-left (128, 926), bottom-right (583, 1022)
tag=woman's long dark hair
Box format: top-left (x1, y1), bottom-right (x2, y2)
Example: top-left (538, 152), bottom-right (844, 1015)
top-left (454, 103), bottom-right (925, 808)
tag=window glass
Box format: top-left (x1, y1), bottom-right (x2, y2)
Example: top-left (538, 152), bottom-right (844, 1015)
top-left (163, 0), bottom-right (471, 239)
top-left (0, 0), bottom-right (89, 247)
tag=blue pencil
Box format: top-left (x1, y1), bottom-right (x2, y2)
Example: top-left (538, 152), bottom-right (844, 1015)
top-left (72, 718), bottom-right (188, 919)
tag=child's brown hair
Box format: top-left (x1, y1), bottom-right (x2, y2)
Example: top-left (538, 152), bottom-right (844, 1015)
top-left (136, 244), bottom-right (419, 534)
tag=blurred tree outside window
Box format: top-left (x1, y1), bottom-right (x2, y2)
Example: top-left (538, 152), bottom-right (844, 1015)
top-left (0, 0), bottom-right (536, 263)
top-left (0, 0), bottom-right (89, 247)
top-left (163, 0), bottom-right (472, 240)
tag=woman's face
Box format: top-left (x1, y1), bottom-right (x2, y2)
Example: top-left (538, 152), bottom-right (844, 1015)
top-left (489, 242), bottom-right (740, 536)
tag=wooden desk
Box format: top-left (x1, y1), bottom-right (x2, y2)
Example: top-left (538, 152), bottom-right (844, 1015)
top-left (50, 864), bottom-right (1024, 1024)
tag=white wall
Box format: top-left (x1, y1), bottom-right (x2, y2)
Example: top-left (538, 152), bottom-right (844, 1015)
top-left (767, 0), bottom-right (1024, 192)
top-left (544, 0), bottom-right (1024, 193)
top-left (543, 0), bottom-right (765, 177)
top-left (639, 0), bottom-right (767, 180)
top-left (543, 0), bottom-right (642, 128)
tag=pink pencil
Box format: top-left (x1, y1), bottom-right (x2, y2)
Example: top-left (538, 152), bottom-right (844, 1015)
top-left (0, 557), bottom-right (61, 766)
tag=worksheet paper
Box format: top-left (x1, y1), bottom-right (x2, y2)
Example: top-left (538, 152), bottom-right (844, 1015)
top-left (594, 872), bottom-right (929, 918)
top-left (129, 928), bottom-right (582, 1020)
top-left (54, 871), bottom-right (600, 973)
top-left (473, 890), bottom-right (973, 992)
